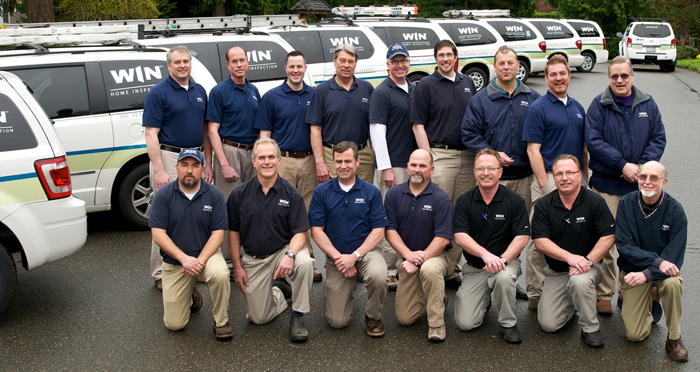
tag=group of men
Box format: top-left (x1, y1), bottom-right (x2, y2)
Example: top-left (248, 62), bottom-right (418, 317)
top-left (142, 40), bottom-right (688, 362)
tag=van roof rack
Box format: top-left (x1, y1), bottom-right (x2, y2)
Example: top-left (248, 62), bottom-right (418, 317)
top-left (331, 5), bottom-right (418, 18)
top-left (628, 17), bottom-right (670, 23)
top-left (442, 9), bottom-right (510, 19)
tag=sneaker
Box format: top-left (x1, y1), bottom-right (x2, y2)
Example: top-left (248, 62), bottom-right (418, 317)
top-left (273, 279), bottom-right (292, 301)
top-left (213, 321), bottom-right (233, 341)
top-left (365, 315), bottom-right (385, 337)
top-left (428, 324), bottom-right (446, 342)
top-left (155, 279), bottom-right (162, 291)
top-left (190, 287), bottom-right (202, 313)
top-left (515, 285), bottom-right (528, 300)
top-left (290, 316), bottom-right (309, 343)
top-left (581, 330), bottom-right (604, 348)
top-left (388, 275), bottom-right (399, 291)
top-left (596, 299), bottom-right (613, 315)
top-left (500, 325), bottom-right (522, 344)
top-left (313, 268), bottom-right (323, 282)
top-left (665, 335), bottom-right (689, 362)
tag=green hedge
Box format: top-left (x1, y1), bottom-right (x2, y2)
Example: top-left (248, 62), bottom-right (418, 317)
top-left (677, 45), bottom-right (699, 60)
top-left (678, 59), bottom-right (700, 73)
top-left (606, 37), bottom-right (621, 59)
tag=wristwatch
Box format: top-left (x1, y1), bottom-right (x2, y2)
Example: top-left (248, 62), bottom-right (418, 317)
top-left (500, 257), bottom-right (507, 264)
top-left (587, 258), bottom-right (594, 266)
top-left (354, 251), bottom-right (363, 262)
top-left (286, 251), bottom-right (296, 259)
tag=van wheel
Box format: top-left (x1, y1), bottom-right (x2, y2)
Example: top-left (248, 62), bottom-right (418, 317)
top-left (0, 244), bottom-right (17, 315)
top-left (576, 52), bottom-right (596, 72)
top-left (408, 73), bottom-right (428, 83)
top-left (661, 60), bottom-right (676, 72)
top-left (118, 163), bottom-right (151, 230)
top-left (516, 60), bottom-right (530, 83)
top-left (465, 66), bottom-right (487, 91)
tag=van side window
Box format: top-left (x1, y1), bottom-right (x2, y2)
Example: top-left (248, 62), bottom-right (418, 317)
top-left (99, 60), bottom-right (168, 112)
top-left (388, 27), bottom-right (441, 50)
top-left (275, 31), bottom-right (325, 65)
top-left (320, 30), bottom-right (375, 62)
top-left (487, 21), bottom-right (537, 41)
top-left (218, 41), bottom-right (289, 82)
top-left (11, 67), bottom-right (90, 119)
top-left (530, 21), bottom-right (573, 40)
top-left (569, 22), bottom-right (600, 37)
top-left (0, 93), bottom-right (38, 152)
top-left (439, 23), bottom-right (498, 46)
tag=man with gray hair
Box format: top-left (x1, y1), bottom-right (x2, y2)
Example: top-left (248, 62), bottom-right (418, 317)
top-left (143, 45), bottom-right (212, 291)
top-left (306, 44), bottom-right (376, 183)
top-left (585, 55), bottom-right (666, 315)
top-left (227, 138), bottom-right (314, 343)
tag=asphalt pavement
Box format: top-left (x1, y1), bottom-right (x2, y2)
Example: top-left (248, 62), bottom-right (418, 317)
top-left (1, 63), bottom-right (699, 371)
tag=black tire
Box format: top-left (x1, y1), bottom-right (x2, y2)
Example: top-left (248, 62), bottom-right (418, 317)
top-left (464, 66), bottom-right (487, 92)
top-left (516, 59), bottom-right (530, 83)
top-left (407, 73), bottom-right (428, 83)
top-left (576, 52), bottom-right (596, 72)
top-left (118, 163), bottom-right (151, 230)
top-left (0, 244), bottom-right (17, 315)
top-left (665, 60), bottom-right (676, 72)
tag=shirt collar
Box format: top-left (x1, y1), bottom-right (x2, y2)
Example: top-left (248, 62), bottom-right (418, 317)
top-left (400, 180), bottom-right (436, 197)
top-left (174, 178), bottom-right (206, 199)
top-left (331, 176), bottom-right (361, 192)
top-left (252, 175), bottom-right (282, 193)
top-left (228, 77), bottom-right (250, 91)
top-left (281, 79), bottom-right (313, 94)
top-left (545, 90), bottom-right (569, 105)
top-left (166, 75), bottom-right (191, 90)
top-left (552, 186), bottom-right (585, 209)
top-left (473, 184), bottom-right (504, 202)
top-left (329, 75), bottom-right (358, 90)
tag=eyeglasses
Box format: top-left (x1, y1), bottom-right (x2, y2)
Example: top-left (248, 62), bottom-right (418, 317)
top-left (609, 74), bottom-right (631, 81)
top-left (639, 174), bottom-right (663, 182)
top-left (475, 166), bottom-right (501, 173)
top-left (388, 59), bottom-right (410, 65)
top-left (553, 170), bottom-right (580, 178)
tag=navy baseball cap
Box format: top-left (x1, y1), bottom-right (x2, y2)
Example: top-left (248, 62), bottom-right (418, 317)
top-left (177, 148), bottom-right (205, 165)
top-left (387, 43), bottom-right (409, 59)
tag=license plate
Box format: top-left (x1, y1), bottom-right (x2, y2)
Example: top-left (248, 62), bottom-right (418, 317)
top-left (646, 47), bottom-right (657, 53)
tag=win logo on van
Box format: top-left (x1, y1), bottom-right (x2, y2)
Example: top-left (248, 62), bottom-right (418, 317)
top-left (248, 50), bottom-right (273, 63)
top-left (546, 25), bottom-right (563, 32)
top-left (459, 27), bottom-right (479, 35)
top-left (402, 33), bottom-right (427, 41)
top-left (505, 25), bottom-right (524, 32)
top-left (330, 37), bottom-right (360, 46)
top-left (110, 66), bottom-right (163, 84)
top-left (0, 111), bottom-right (7, 124)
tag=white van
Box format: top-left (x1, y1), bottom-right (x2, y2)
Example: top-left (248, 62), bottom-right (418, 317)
top-left (480, 18), bottom-right (548, 81)
top-left (525, 19), bottom-right (585, 69)
top-left (618, 20), bottom-right (677, 72)
top-left (566, 19), bottom-right (609, 72)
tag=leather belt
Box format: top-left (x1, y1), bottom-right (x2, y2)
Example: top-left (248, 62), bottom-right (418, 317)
top-left (323, 141), bottom-right (368, 151)
top-left (222, 139), bottom-right (254, 150)
top-left (160, 144), bottom-right (202, 153)
top-left (245, 252), bottom-right (271, 260)
top-left (429, 143), bottom-right (466, 150)
top-left (281, 150), bottom-right (312, 158)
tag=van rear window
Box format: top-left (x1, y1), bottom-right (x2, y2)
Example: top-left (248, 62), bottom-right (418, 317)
top-left (632, 24), bottom-right (672, 38)
top-left (0, 92), bottom-right (38, 152)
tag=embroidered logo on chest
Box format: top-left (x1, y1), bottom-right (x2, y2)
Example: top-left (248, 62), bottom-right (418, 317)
top-left (495, 214), bottom-right (505, 221)
top-left (576, 113), bottom-right (583, 119)
top-left (576, 216), bottom-right (586, 223)
top-left (355, 198), bottom-right (365, 204)
top-left (278, 199), bottom-right (290, 207)
top-left (520, 101), bottom-right (529, 107)
top-left (464, 87), bottom-right (471, 93)
top-left (203, 205), bottom-right (213, 212)
top-left (639, 112), bottom-right (648, 118)
top-left (362, 97), bottom-right (369, 103)
top-left (661, 224), bottom-right (670, 231)
top-left (197, 97), bottom-right (204, 103)
top-left (422, 204), bottom-right (432, 211)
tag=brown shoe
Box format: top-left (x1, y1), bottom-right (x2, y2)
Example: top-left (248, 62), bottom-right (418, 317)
top-left (313, 267), bottom-right (323, 282)
top-left (365, 315), bottom-right (385, 337)
top-left (666, 335), bottom-right (689, 362)
top-left (155, 279), bottom-right (162, 292)
top-left (596, 299), bottom-right (613, 315)
top-left (214, 321), bottom-right (233, 341)
top-left (528, 299), bottom-right (539, 311)
top-left (190, 287), bottom-right (202, 313)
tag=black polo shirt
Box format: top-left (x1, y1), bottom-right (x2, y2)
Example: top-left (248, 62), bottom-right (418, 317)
top-left (410, 69), bottom-right (476, 147)
top-left (531, 187), bottom-right (615, 273)
top-left (454, 185), bottom-right (530, 268)
top-left (227, 175), bottom-right (309, 256)
top-left (369, 77), bottom-right (417, 167)
top-left (149, 180), bottom-right (228, 265)
top-left (305, 75), bottom-right (374, 145)
top-left (385, 181), bottom-right (453, 252)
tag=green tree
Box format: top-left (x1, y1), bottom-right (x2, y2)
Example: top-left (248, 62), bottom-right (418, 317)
top-left (58, 0), bottom-right (160, 21)
top-left (28, 0), bottom-right (55, 22)
top-left (545, 0), bottom-right (651, 36)
top-left (649, 0), bottom-right (700, 43)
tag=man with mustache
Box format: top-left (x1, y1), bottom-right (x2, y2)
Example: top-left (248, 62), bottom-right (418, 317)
top-left (615, 161), bottom-right (688, 362)
top-left (384, 149), bottom-right (455, 342)
top-left (453, 149), bottom-right (530, 344)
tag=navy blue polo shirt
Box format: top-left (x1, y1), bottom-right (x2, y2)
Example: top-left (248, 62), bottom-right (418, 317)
top-left (522, 91), bottom-right (586, 171)
top-left (149, 180), bottom-right (228, 265)
top-left (385, 181), bottom-right (453, 252)
top-left (227, 175), bottom-right (309, 256)
top-left (454, 185), bottom-right (530, 268)
top-left (531, 187), bottom-right (615, 273)
top-left (206, 78), bottom-right (260, 144)
top-left (369, 77), bottom-right (418, 167)
top-left (410, 69), bottom-right (476, 147)
top-left (254, 81), bottom-right (315, 152)
top-left (308, 176), bottom-right (388, 254)
top-left (305, 75), bottom-right (374, 145)
top-left (142, 75), bottom-right (207, 148)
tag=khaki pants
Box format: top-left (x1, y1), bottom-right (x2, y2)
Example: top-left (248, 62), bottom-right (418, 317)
top-left (525, 172), bottom-right (556, 301)
top-left (592, 187), bottom-right (622, 301)
top-left (374, 167), bottom-right (409, 277)
top-left (239, 246), bottom-right (314, 324)
top-left (620, 270), bottom-right (683, 341)
top-left (538, 264), bottom-right (604, 333)
top-left (324, 249), bottom-right (388, 328)
top-left (395, 250), bottom-right (454, 328)
top-left (499, 175), bottom-right (534, 214)
top-left (214, 143), bottom-right (256, 266)
top-left (162, 249), bottom-right (230, 330)
top-left (322, 144), bottom-right (376, 184)
top-left (278, 155), bottom-right (318, 257)
top-left (149, 149), bottom-right (179, 280)
top-left (455, 258), bottom-right (521, 330)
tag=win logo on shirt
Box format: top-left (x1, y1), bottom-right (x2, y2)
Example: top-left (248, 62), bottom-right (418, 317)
top-left (197, 97), bottom-right (204, 103)
top-left (639, 112), bottom-right (649, 118)
top-left (576, 216), bottom-right (586, 223)
top-left (662, 224), bottom-right (670, 231)
top-left (278, 199), bottom-right (290, 207)
top-left (495, 214), bottom-right (505, 220)
top-left (464, 88), bottom-right (471, 93)
top-left (577, 113), bottom-right (583, 119)
top-left (422, 205), bottom-right (432, 211)
top-left (520, 101), bottom-right (529, 107)
top-left (203, 205), bottom-right (213, 212)
top-left (362, 97), bottom-right (369, 104)
top-left (355, 198), bottom-right (365, 204)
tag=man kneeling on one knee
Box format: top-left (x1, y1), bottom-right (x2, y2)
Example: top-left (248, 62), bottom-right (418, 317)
top-left (453, 148), bottom-right (530, 344)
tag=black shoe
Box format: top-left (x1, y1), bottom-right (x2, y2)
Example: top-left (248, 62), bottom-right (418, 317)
top-left (190, 287), bottom-right (202, 313)
top-left (581, 330), bottom-right (604, 348)
top-left (500, 325), bottom-right (522, 344)
top-left (652, 299), bottom-right (663, 324)
top-left (290, 316), bottom-right (309, 343)
top-left (273, 279), bottom-right (292, 301)
top-left (445, 276), bottom-right (462, 289)
top-left (516, 285), bottom-right (528, 300)
top-left (617, 296), bottom-right (623, 308)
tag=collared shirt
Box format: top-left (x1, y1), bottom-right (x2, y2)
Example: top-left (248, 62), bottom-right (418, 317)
top-left (453, 185), bottom-right (530, 268)
top-left (305, 75), bottom-right (374, 145)
top-left (522, 91), bottom-right (586, 171)
top-left (227, 175), bottom-right (309, 256)
top-left (142, 75), bottom-right (207, 148)
top-left (254, 81), bottom-right (315, 152)
top-left (531, 187), bottom-right (615, 273)
top-left (206, 78), bottom-right (260, 144)
top-left (369, 77), bottom-right (417, 167)
top-left (410, 69), bottom-right (476, 147)
top-left (385, 181), bottom-right (453, 252)
top-left (308, 176), bottom-right (388, 254)
top-left (149, 180), bottom-right (228, 265)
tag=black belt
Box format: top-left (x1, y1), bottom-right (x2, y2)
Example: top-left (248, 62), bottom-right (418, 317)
top-left (244, 252), bottom-right (271, 260)
top-left (160, 144), bottom-right (202, 153)
top-left (323, 141), bottom-right (368, 151)
top-left (222, 139), bottom-right (254, 150)
top-left (429, 143), bottom-right (466, 150)
top-left (281, 150), bottom-right (312, 158)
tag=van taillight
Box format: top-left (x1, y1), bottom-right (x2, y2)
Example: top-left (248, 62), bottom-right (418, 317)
top-left (603, 38), bottom-right (607, 50)
top-left (671, 39), bottom-right (676, 49)
top-left (575, 40), bottom-right (582, 50)
top-left (627, 38), bottom-right (632, 48)
top-left (34, 156), bottom-right (72, 199)
top-left (539, 41), bottom-right (546, 52)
